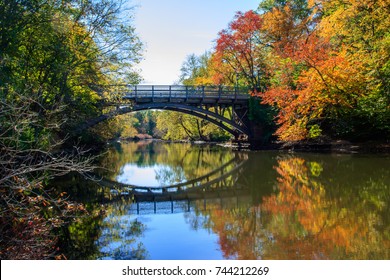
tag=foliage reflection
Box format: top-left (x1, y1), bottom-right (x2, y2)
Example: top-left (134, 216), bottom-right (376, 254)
top-left (58, 142), bottom-right (389, 260)
top-left (99, 141), bottom-right (237, 186)
top-left (188, 154), bottom-right (390, 259)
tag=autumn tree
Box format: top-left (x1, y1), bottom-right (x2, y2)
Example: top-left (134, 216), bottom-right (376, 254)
top-left (259, 0), bottom-right (314, 50)
top-left (316, 0), bottom-right (390, 140)
top-left (213, 10), bottom-right (269, 90)
top-left (260, 0), bottom-right (390, 141)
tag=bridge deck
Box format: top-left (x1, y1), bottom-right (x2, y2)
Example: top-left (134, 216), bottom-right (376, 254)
top-left (122, 85), bottom-right (250, 105)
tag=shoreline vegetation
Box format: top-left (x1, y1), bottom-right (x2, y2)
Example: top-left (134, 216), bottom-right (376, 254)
top-left (113, 135), bottom-right (390, 154)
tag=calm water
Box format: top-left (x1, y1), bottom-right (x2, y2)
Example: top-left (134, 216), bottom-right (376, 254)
top-left (58, 141), bottom-right (390, 260)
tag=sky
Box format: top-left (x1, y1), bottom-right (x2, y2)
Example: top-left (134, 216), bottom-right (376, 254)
top-left (132, 0), bottom-right (260, 84)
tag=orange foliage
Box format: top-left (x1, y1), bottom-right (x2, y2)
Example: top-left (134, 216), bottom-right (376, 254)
top-left (262, 32), bottom-right (367, 140)
top-left (213, 11), bottom-right (266, 87)
top-left (261, 157), bottom-right (375, 258)
top-left (191, 156), bottom-right (387, 259)
top-left (190, 0), bottom-right (390, 141)
top-left (261, 5), bottom-right (305, 53)
top-left (259, 0), bottom-right (390, 141)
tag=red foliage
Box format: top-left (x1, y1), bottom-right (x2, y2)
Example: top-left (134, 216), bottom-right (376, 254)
top-left (213, 11), bottom-right (266, 88)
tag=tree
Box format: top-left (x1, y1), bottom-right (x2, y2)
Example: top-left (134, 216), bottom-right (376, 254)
top-left (213, 10), bottom-right (269, 90)
top-left (259, 0), bottom-right (390, 141)
top-left (0, 0), bottom-right (143, 143)
top-left (259, 0), bottom-right (314, 50)
top-left (317, 0), bottom-right (390, 139)
top-left (0, 92), bottom-right (93, 259)
top-left (0, 0), bottom-right (143, 258)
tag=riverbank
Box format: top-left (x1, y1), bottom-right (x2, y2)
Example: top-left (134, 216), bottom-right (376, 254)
top-left (215, 139), bottom-right (390, 154)
top-left (112, 135), bottom-right (390, 154)
top-left (272, 140), bottom-right (390, 154)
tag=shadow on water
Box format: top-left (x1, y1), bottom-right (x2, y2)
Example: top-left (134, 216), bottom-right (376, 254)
top-left (54, 141), bottom-right (390, 260)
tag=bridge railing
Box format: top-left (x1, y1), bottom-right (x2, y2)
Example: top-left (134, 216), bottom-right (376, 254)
top-left (121, 85), bottom-right (251, 100)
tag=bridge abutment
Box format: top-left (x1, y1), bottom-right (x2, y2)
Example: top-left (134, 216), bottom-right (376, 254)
top-left (248, 122), bottom-right (267, 146)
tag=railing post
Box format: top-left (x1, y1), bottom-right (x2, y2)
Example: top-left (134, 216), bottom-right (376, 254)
top-left (135, 85), bottom-right (137, 101)
top-left (202, 86), bottom-right (205, 101)
top-left (169, 85), bottom-right (172, 102)
top-left (218, 85), bottom-right (221, 101)
top-left (152, 85), bottom-right (154, 102)
top-left (234, 86), bottom-right (237, 103)
top-left (185, 86), bottom-right (188, 102)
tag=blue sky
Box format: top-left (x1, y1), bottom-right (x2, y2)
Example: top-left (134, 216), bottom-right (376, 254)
top-left (133, 0), bottom-right (260, 84)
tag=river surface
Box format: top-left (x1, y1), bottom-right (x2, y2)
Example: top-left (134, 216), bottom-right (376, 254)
top-left (58, 141), bottom-right (390, 260)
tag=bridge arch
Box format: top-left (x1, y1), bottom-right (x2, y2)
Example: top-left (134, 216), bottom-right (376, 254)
top-left (129, 103), bottom-right (250, 136)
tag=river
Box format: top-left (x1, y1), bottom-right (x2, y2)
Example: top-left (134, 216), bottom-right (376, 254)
top-left (56, 140), bottom-right (390, 260)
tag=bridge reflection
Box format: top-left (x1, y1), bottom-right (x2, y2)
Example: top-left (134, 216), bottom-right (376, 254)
top-left (99, 153), bottom-right (249, 214)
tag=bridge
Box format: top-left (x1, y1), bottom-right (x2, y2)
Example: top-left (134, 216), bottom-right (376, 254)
top-left (77, 85), bottom-right (262, 140)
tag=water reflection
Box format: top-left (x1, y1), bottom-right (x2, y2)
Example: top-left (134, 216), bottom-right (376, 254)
top-left (97, 202), bottom-right (148, 260)
top-left (99, 141), bottom-right (236, 185)
top-left (188, 154), bottom-right (390, 259)
top-left (59, 141), bottom-right (389, 260)
top-left (116, 164), bottom-right (187, 186)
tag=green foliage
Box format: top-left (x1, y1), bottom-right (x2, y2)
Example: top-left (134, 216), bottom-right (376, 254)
top-left (134, 111), bottom-right (157, 136)
top-left (0, 0), bottom-right (143, 259)
top-left (179, 52), bottom-right (213, 85)
top-left (0, 0), bottom-right (143, 145)
top-left (248, 97), bottom-right (277, 141)
top-left (308, 124), bottom-right (322, 139)
top-left (156, 110), bottom-right (230, 141)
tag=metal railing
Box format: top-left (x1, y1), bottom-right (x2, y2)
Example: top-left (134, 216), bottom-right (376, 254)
top-left (121, 85), bottom-right (250, 100)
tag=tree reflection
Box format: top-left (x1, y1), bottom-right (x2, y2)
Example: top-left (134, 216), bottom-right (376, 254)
top-left (57, 141), bottom-right (240, 259)
top-left (188, 154), bottom-right (389, 259)
top-left (57, 142), bottom-right (389, 260)
top-left (99, 141), bottom-right (237, 186)
top-left (54, 174), bottom-right (148, 259)
top-left (96, 199), bottom-right (148, 260)
top-left (261, 156), bottom-right (389, 259)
